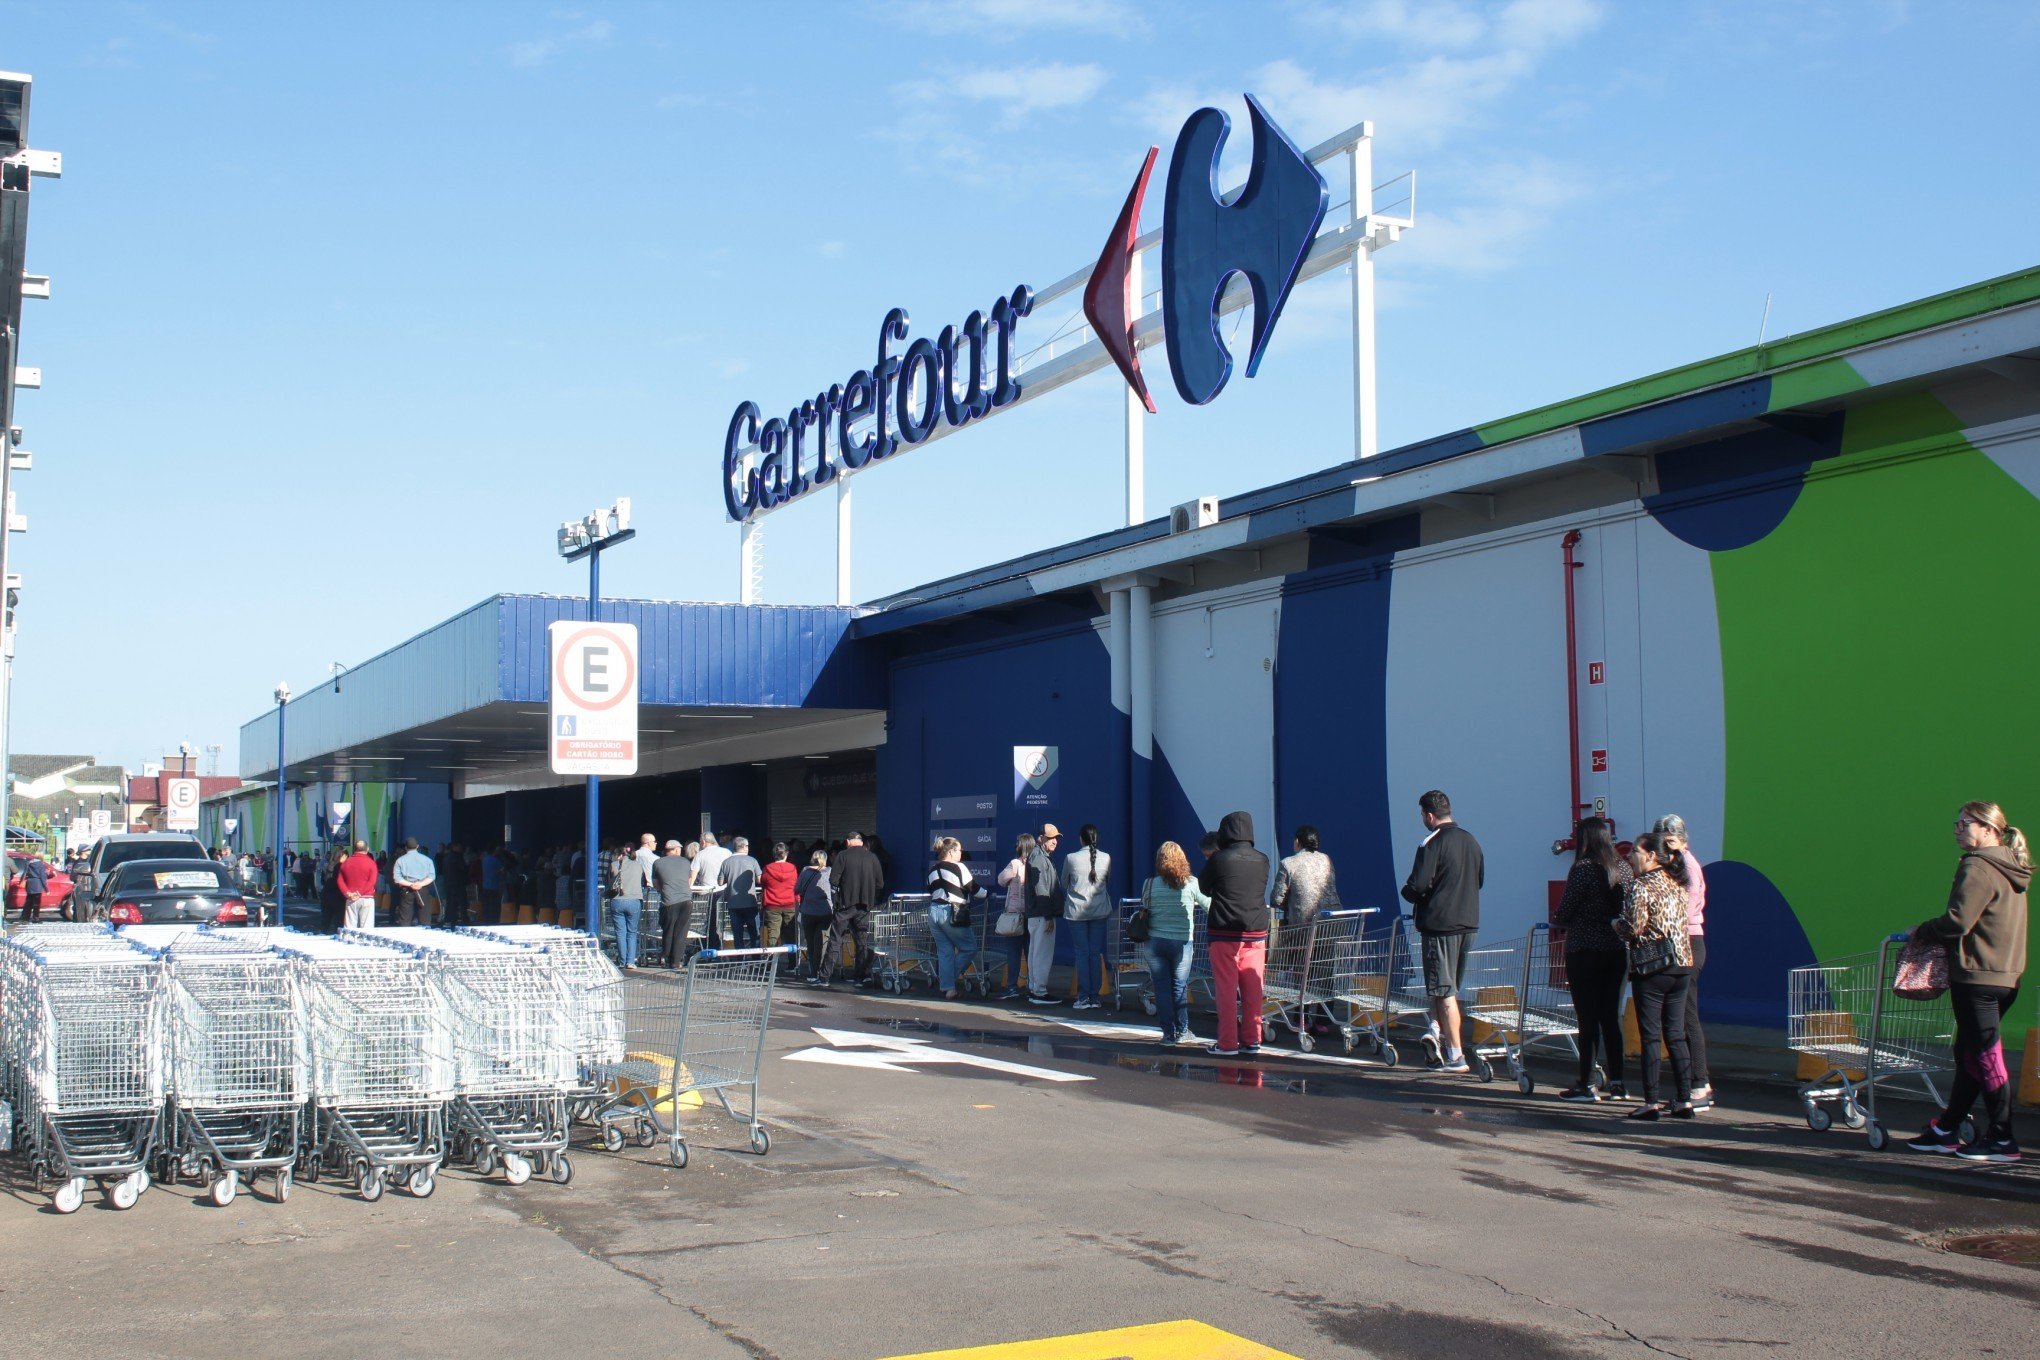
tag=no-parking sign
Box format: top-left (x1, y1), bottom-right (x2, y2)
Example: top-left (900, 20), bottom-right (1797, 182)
top-left (163, 776), bottom-right (201, 831)
top-left (548, 620), bottom-right (639, 776)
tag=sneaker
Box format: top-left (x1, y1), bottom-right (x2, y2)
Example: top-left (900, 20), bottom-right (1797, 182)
top-left (1206, 1044), bottom-right (1240, 1057)
top-left (1668, 1103), bottom-right (1699, 1120)
top-left (1557, 1084), bottom-right (1601, 1103)
top-left (1072, 999), bottom-right (1099, 1011)
top-left (996, 989), bottom-right (1022, 1001)
top-left (1690, 1082), bottom-right (1713, 1104)
top-left (1906, 1119), bottom-right (1962, 1155)
top-left (1955, 1136), bottom-right (2022, 1164)
top-left (1239, 1043), bottom-right (1263, 1056)
top-left (1603, 1081), bottom-right (1630, 1102)
top-left (1174, 1032), bottom-right (1200, 1046)
top-left (802, 976), bottom-right (821, 987)
top-left (1439, 1057), bottom-right (1471, 1074)
top-left (1628, 1103), bottom-right (1665, 1122)
top-left (1419, 1033), bottom-right (1442, 1068)
top-left (1028, 994), bottom-right (1059, 1006)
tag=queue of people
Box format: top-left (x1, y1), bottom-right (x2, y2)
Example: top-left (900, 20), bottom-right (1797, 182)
top-left (900, 791), bottom-right (2026, 1162)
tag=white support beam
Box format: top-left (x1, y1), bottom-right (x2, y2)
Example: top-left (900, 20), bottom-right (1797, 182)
top-left (12, 367), bottom-right (38, 389)
top-left (20, 275), bottom-right (48, 300)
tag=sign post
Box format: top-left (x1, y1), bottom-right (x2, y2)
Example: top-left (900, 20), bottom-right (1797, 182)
top-left (163, 775), bottom-right (201, 832)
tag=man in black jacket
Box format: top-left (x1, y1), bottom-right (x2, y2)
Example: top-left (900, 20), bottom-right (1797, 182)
top-left (1199, 810), bottom-right (1272, 1056)
top-left (823, 831), bottom-right (885, 987)
top-left (1400, 790), bottom-right (1484, 1073)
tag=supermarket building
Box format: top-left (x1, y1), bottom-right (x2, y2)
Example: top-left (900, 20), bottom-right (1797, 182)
top-left (232, 265), bottom-right (2040, 1030)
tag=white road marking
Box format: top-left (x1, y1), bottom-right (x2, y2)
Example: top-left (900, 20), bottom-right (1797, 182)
top-left (782, 1026), bottom-right (1095, 1082)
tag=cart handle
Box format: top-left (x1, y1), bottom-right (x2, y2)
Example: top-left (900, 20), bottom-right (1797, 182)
top-left (695, 945), bottom-right (800, 961)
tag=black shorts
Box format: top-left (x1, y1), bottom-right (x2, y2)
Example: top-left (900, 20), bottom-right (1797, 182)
top-left (1421, 931), bottom-right (1473, 998)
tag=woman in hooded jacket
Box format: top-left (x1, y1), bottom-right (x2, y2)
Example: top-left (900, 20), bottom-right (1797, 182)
top-left (1906, 801), bottom-right (2030, 1163)
top-left (1198, 811), bottom-right (1272, 1057)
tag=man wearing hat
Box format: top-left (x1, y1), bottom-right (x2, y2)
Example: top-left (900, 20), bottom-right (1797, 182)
top-left (1025, 824), bottom-right (1063, 1005)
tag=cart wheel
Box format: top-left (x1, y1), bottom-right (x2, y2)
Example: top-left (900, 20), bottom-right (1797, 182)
top-left (272, 1167), bottom-right (292, 1204)
top-left (884, 976), bottom-right (900, 993)
top-left (1382, 1044), bottom-right (1400, 1069)
top-left (410, 1168), bottom-right (435, 1199)
top-left (503, 1154), bottom-right (532, 1187)
top-left (550, 1153), bottom-right (573, 1185)
top-left (133, 1168), bottom-right (151, 1198)
top-left (475, 1146), bottom-right (497, 1177)
top-left (358, 1167), bottom-right (385, 1202)
top-left (1959, 1116), bottom-right (1977, 1143)
top-left (207, 1171), bottom-right (236, 1208)
top-left (1517, 1072), bottom-right (1535, 1096)
top-left (1340, 1031), bottom-right (1357, 1055)
top-left (52, 1177), bottom-right (85, 1215)
top-left (1841, 1102), bottom-right (1868, 1131)
top-left (1806, 1105), bottom-right (1832, 1133)
top-left (1297, 1032), bottom-right (1315, 1053)
top-left (634, 1120), bottom-right (657, 1149)
top-left (111, 1176), bottom-right (141, 1211)
top-left (1142, 994), bottom-right (1157, 1017)
top-left (179, 1152), bottom-right (201, 1182)
top-left (1865, 1122), bottom-right (1889, 1152)
top-left (601, 1125), bottom-right (624, 1153)
top-left (1476, 1057), bottom-right (1495, 1083)
top-left (669, 1140), bottom-right (688, 1169)
top-left (301, 1156), bottom-right (321, 1186)
top-left (1591, 1065), bottom-right (1608, 1090)
top-left (750, 1127), bottom-right (771, 1156)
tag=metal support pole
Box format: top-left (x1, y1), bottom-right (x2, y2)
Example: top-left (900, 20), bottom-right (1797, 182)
top-left (273, 697), bottom-right (286, 916)
top-left (584, 547), bottom-right (602, 939)
top-left (1348, 138), bottom-right (1379, 460)
top-left (1128, 581), bottom-right (1155, 866)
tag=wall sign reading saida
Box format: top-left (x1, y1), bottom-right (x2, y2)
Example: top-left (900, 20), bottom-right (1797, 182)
top-left (722, 93), bottom-right (1328, 524)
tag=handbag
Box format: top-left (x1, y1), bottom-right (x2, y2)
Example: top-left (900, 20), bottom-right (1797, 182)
top-left (995, 906), bottom-right (1026, 937)
top-left (1626, 932), bottom-right (1679, 978)
top-left (1126, 879), bottom-right (1154, 945)
top-left (1893, 937), bottom-right (1949, 1000)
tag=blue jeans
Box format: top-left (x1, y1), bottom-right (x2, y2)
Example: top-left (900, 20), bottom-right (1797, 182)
top-left (1066, 915), bottom-right (1111, 1003)
top-left (730, 906), bottom-right (761, 950)
top-left (1146, 936), bottom-right (1192, 1040)
top-left (996, 930), bottom-right (1024, 993)
top-left (609, 896), bottom-right (642, 967)
top-left (931, 909), bottom-right (978, 993)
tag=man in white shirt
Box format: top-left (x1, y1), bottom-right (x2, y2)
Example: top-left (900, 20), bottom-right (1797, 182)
top-left (690, 832), bottom-right (733, 947)
top-left (635, 833), bottom-right (659, 881)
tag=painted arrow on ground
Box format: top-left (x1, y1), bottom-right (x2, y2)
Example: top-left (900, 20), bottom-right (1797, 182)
top-left (781, 1027), bottom-right (1094, 1082)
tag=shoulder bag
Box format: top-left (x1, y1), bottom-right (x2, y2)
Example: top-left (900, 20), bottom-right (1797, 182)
top-left (1626, 932), bottom-right (1678, 978)
top-left (1126, 878), bottom-right (1154, 944)
top-left (995, 864), bottom-right (1026, 937)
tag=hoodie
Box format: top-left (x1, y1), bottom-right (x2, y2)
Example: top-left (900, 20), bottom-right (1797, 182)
top-left (1199, 811), bottom-right (1271, 941)
top-left (1919, 846), bottom-right (2030, 987)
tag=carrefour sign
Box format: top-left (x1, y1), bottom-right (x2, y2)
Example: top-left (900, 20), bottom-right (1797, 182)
top-left (722, 94), bottom-right (1326, 524)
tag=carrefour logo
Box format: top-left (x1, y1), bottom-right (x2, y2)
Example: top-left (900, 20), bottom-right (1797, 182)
top-left (722, 93), bottom-right (1326, 524)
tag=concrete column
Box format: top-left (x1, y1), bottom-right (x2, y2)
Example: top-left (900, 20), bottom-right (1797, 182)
top-left (1129, 582), bottom-right (1155, 865)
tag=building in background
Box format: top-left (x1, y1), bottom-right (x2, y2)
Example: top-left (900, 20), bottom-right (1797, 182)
top-left (8, 753), bottom-right (127, 850)
top-left (126, 756), bottom-right (238, 833)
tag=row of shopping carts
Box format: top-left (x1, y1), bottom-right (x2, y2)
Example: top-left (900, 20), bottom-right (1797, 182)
top-left (0, 921), bottom-right (790, 1213)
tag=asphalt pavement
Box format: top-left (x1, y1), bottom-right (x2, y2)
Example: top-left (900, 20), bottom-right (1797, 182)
top-left (4, 973), bottom-right (2036, 1359)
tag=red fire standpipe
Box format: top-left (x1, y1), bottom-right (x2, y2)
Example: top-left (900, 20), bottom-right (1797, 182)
top-left (1556, 530), bottom-right (1585, 854)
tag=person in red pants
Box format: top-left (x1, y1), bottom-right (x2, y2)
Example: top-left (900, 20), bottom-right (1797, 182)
top-left (1198, 811), bottom-right (1271, 1057)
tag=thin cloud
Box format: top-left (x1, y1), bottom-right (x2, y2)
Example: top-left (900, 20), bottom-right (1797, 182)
top-left (507, 16), bottom-right (614, 69)
top-left (898, 61), bottom-right (1111, 125)
top-left (1389, 160), bottom-right (1581, 276)
top-left (884, 0), bottom-right (1145, 39)
top-left (819, 241), bottom-right (848, 259)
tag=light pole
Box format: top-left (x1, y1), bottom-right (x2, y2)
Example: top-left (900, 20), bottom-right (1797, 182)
top-left (273, 682), bottom-right (290, 915)
top-left (556, 498), bottom-right (635, 940)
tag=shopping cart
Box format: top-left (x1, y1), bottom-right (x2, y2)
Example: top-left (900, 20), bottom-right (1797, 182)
top-left (1321, 914), bottom-right (1404, 1063)
top-left (589, 945), bottom-right (793, 1169)
top-left (1369, 918), bottom-right (1441, 1060)
top-left (347, 926), bottom-right (579, 1186)
top-left (1457, 934), bottom-right (1530, 1083)
top-left (1109, 898), bottom-right (1149, 1013)
top-left (159, 933), bottom-right (307, 1206)
top-left (873, 896), bottom-right (941, 993)
top-left (1262, 909), bottom-right (1375, 1053)
top-left (275, 933), bottom-right (453, 1202)
top-left (465, 923), bottom-right (626, 1118)
top-left (0, 934), bottom-right (165, 1214)
top-left (1788, 933), bottom-right (1964, 1150)
top-left (1118, 901), bottom-right (1217, 1018)
top-left (1487, 923), bottom-right (1593, 1095)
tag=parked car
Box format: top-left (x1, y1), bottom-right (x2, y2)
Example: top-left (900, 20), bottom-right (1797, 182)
top-left (5, 853), bottom-right (76, 918)
top-left (75, 833), bottom-right (209, 912)
top-left (96, 858), bottom-right (250, 927)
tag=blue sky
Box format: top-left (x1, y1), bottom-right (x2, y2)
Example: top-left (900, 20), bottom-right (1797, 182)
top-left (2, 0), bottom-right (2037, 775)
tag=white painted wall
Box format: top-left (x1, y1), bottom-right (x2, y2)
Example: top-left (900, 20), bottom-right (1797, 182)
top-left (1150, 583), bottom-right (1282, 866)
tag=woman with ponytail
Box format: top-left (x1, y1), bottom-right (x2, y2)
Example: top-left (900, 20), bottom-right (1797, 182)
top-left (1906, 801), bottom-right (2030, 1163)
top-left (1061, 824), bottom-right (1114, 1011)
